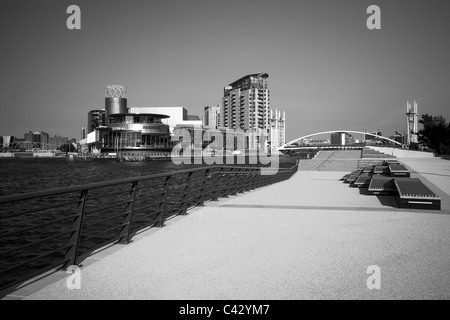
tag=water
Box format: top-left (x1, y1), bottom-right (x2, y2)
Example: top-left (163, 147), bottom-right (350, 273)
top-left (0, 158), bottom-right (192, 197)
top-left (0, 156), bottom-right (301, 290)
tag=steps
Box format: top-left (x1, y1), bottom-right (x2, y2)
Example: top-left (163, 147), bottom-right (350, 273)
top-left (341, 161), bottom-right (441, 210)
top-left (298, 150), bottom-right (361, 171)
top-left (361, 147), bottom-right (396, 159)
top-left (298, 148), bottom-right (399, 172)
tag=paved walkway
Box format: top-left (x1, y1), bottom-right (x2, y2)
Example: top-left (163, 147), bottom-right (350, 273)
top-left (6, 157), bottom-right (450, 300)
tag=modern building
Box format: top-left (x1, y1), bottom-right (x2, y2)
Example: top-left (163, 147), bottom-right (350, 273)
top-left (221, 73), bottom-right (270, 132)
top-left (406, 100), bottom-right (419, 145)
top-left (24, 131), bottom-right (49, 149)
top-left (128, 107), bottom-right (202, 134)
top-left (87, 109), bottom-right (106, 133)
top-left (83, 86), bottom-right (172, 156)
top-left (203, 105), bottom-right (221, 128)
top-left (269, 108), bottom-right (286, 154)
top-left (221, 73), bottom-right (285, 153)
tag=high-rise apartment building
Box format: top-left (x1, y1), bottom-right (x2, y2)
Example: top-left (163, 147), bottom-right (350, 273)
top-left (203, 105), bottom-right (221, 128)
top-left (221, 73), bottom-right (286, 153)
top-left (221, 73), bottom-right (270, 132)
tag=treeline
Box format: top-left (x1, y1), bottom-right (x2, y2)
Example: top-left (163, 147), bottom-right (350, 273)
top-left (418, 114), bottom-right (450, 155)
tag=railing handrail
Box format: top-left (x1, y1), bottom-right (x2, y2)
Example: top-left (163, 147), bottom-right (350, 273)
top-left (0, 164), bottom-right (295, 205)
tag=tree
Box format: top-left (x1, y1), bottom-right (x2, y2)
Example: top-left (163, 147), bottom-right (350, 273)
top-left (418, 114), bottom-right (450, 155)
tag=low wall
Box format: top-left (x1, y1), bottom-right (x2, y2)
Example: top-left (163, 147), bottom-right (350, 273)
top-left (0, 153), bottom-right (14, 157)
top-left (33, 152), bottom-right (56, 157)
top-left (368, 146), bottom-right (434, 158)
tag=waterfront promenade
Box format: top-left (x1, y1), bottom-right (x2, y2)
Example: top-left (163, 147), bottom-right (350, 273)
top-left (4, 157), bottom-right (450, 300)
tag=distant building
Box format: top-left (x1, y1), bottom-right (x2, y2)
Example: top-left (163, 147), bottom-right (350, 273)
top-left (331, 133), bottom-right (346, 145)
top-left (128, 107), bottom-right (202, 134)
top-left (24, 131), bottom-right (49, 149)
top-left (48, 135), bottom-right (69, 149)
top-left (364, 130), bottom-right (382, 141)
top-left (1, 136), bottom-right (12, 149)
top-left (269, 109), bottom-right (286, 153)
top-left (391, 133), bottom-right (405, 145)
top-left (81, 125), bottom-right (87, 140)
top-left (406, 100), bottom-right (419, 145)
top-left (87, 109), bottom-right (106, 133)
top-left (203, 105), bottom-right (221, 128)
top-left (24, 131), bottom-right (33, 143)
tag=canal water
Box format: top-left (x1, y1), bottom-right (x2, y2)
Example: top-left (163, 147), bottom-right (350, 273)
top-left (0, 155), bottom-right (305, 291)
top-left (0, 158), bottom-right (192, 197)
top-left (0, 155), bottom-right (306, 197)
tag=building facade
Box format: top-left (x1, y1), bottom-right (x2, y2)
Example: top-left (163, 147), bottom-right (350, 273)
top-left (129, 107), bottom-right (202, 134)
top-left (406, 100), bottom-right (419, 145)
top-left (269, 109), bottom-right (286, 154)
top-left (203, 105), bottom-right (221, 128)
top-left (24, 131), bottom-right (49, 148)
top-left (83, 86), bottom-right (172, 156)
top-left (87, 109), bottom-right (106, 133)
top-left (220, 73), bottom-right (285, 153)
top-left (221, 73), bottom-right (270, 132)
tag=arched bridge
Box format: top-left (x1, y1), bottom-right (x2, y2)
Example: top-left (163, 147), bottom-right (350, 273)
top-left (278, 130), bottom-right (402, 151)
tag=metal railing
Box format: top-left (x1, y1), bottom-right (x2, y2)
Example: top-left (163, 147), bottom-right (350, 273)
top-left (0, 163), bottom-right (298, 293)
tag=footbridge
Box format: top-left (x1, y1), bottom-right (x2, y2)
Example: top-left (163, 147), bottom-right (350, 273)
top-left (278, 130), bottom-right (403, 151)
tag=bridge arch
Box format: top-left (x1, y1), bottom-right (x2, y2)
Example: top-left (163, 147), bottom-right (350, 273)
top-left (279, 130), bottom-right (402, 150)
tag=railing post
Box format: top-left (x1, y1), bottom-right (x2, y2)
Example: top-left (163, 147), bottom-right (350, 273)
top-left (119, 181), bottom-right (139, 244)
top-left (156, 176), bottom-right (171, 228)
top-left (63, 189), bottom-right (88, 268)
top-left (211, 168), bottom-right (224, 201)
top-left (256, 170), bottom-right (265, 189)
top-left (196, 168), bottom-right (211, 206)
top-left (179, 171), bottom-right (194, 215)
top-left (246, 169), bottom-right (258, 191)
top-left (224, 168), bottom-right (234, 198)
top-left (237, 169), bottom-right (247, 194)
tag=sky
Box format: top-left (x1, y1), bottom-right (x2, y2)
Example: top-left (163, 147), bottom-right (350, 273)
top-left (1, 0), bottom-right (449, 141)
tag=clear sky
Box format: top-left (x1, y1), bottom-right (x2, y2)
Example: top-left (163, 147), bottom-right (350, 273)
top-left (1, 0), bottom-right (449, 141)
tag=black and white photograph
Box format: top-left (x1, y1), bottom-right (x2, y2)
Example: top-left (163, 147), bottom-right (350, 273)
top-left (1, 0), bottom-right (450, 305)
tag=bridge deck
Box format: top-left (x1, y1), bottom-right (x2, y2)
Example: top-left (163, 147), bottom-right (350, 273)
top-left (3, 158), bottom-right (450, 300)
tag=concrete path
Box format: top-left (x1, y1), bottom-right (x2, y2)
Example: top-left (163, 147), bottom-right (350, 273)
top-left (7, 157), bottom-right (450, 300)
